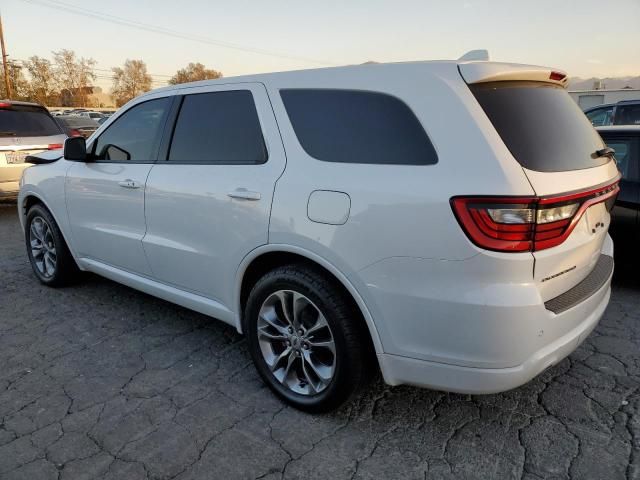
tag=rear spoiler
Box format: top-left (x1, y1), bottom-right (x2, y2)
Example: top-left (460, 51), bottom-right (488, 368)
top-left (458, 62), bottom-right (569, 88)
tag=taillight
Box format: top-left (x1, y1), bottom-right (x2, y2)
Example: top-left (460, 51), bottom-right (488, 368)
top-left (47, 143), bottom-right (63, 150)
top-left (451, 180), bottom-right (619, 253)
top-left (549, 71), bottom-right (567, 81)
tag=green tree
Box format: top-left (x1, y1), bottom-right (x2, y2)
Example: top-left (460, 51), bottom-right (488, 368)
top-left (111, 59), bottom-right (153, 107)
top-left (168, 62), bottom-right (222, 85)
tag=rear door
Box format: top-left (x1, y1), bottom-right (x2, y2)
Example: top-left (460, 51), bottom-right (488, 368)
top-left (143, 83), bottom-right (286, 309)
top-left (463, 70), bottom-right (619, 301)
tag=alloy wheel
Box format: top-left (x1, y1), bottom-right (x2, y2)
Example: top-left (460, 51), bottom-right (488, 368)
top-left (257, 290), bottom-right (337, 395)
top-left (29, 216), bottom-right (57, 278)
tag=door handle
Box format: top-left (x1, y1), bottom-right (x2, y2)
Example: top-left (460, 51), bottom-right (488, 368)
top-left (118, 179), bottom-right (141, 189)
top-left (227, 189), bottom-right (261, 201)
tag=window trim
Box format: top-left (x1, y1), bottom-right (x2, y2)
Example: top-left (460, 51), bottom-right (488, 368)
top-left (279, 88), bottom-right (438, 166)
top-left (89, 96), bottom-right (173, 164)
top-left (160, 89), bottom-right (269, 165)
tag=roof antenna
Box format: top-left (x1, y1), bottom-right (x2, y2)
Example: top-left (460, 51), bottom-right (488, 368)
top-left (458, 50), bottom-right (490, 62)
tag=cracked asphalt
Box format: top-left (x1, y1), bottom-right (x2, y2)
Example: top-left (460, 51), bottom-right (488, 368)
top-left (0, 203), bottom-right (639, 480)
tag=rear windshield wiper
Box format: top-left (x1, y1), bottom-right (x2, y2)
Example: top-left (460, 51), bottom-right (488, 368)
top-left (0, 131), bottom-right (16, 136)
top-left (595, 147), bottom-right (615, 158)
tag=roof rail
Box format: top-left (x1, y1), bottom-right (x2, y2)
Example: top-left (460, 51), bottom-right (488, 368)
top-left (458, 49), bottom-right (490, 62)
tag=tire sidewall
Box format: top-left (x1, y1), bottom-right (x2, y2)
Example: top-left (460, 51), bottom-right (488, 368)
top-left (245, 268), bottom-right (357, 411)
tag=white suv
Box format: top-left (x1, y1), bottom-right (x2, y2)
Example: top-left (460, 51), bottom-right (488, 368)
top-left (18, 57), bottom-right (619, 411)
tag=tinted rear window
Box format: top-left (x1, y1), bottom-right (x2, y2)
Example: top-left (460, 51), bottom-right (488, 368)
top-left (471, 82), bottom-right (608, 172)
top-left (280, 89), bottom-right (438, 165)
top-left (168, 90), bottom-right (267, 164)
top-left (0, 106), bottom-right (62, 137)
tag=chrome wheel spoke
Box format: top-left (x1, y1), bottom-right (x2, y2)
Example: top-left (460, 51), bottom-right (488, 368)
top-left (257, 289), bottom-right (337, 396)
top-left (306, 338), bottom-right (336, 355)
top-left (268, 346), bottom-right (292, 373)
top-left (275, 291), bottom-right (295, 327)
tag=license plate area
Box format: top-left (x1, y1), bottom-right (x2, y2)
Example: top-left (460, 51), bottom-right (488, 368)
top-left (4, 150), bottom-right (44, 164)
top-left (6, 151), bottom-right (28, 164)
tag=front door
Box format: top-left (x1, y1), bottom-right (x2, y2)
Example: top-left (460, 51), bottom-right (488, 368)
top-left (143, 84), bottom-right (286, 309)
top-left (65, 96), bottom-right (172, 275)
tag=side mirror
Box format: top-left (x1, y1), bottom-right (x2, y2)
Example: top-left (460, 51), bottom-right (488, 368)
top-left (103, 144), bottom-right (130, 161)
top-left (64, 136), bottom-right (87, 161)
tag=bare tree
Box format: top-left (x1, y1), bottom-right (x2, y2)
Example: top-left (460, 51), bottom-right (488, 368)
top-left (23, 56), bottom-right (58, 106)
top-left (0, 61), bottom-right (29, 100)
top-left (168, 62), bottom-right (222, 85)
top-left (111, 59), bottom-right (152, 107)
top-left (52, 49), bottom-right (96, 107)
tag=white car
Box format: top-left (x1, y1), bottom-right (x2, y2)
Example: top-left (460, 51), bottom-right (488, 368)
top-left (18, 54), bottom-right (619, 411)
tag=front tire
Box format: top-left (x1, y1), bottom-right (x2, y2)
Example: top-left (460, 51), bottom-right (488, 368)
top-left (245, 264), bottom-right (370, 412)
top-left (25, 204), bottom-right (80, 287)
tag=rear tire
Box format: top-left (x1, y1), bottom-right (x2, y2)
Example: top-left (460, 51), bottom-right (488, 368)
top-left (25, 204), bottom-right (80, 287)
top-left (245, 264), bottom-right (371, 412)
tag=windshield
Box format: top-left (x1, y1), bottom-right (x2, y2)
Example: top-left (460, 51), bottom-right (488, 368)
top-left (0, 106), bottom-right (63, 137)
top-left (471, 81), bottom-right (609, 172)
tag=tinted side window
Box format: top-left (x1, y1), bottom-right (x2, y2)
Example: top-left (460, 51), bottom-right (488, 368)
top-left (93, 97), bottom-right (170, 162)
top-left (603, 138), bottom-right (633, 179)
top-left (168, 90), bottom-right (267, 164)
top-left (280, 89), bottom-right (437, 165)
top-left (601, 135), bottom-right (638, 181)
top-left (616, 105), bottom-right (640, 125)
top-left (586, 107), bottom-right (613, 126)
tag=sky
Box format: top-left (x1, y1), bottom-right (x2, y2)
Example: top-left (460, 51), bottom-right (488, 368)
top-left (3, 0), bottom-right (640, 91)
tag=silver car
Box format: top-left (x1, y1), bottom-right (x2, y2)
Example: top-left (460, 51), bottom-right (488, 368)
top-left (0, 100), bottom-right (66, 200)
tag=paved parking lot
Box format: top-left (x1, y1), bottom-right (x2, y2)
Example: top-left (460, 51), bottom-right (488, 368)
top-left (0, 203), bottom-right (638, 480)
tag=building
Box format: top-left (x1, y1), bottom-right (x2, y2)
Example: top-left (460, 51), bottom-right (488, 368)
top-left (569, 88), bottom-right (640, 110)
top-left (59, 86), bottom-right (115, 108)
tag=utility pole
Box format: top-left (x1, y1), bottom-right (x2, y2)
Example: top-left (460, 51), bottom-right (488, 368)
top-left (0, 14), bottom-right (12, 99)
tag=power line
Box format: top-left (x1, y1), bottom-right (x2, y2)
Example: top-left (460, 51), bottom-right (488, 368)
top-left (19, 0), bottom-right (338, 66)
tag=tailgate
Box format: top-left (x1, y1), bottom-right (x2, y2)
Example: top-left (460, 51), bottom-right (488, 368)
top-left (463, 63), bottom-right (619, 301)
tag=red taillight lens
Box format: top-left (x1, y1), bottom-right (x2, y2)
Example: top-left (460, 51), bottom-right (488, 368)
top-left (549, 71), bottom-right (567, 81)
top-left (451, 180), bottom-right (620, 253)
top-left (47, 143), bottom-right (63, 150)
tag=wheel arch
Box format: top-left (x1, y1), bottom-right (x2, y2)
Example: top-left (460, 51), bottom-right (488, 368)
top-left (235, 244), bottom-right (384, 356)
top-left (20, 191), bottom-right (82, 268)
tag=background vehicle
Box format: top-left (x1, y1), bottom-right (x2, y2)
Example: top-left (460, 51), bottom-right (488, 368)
top-left (19, 57), bottom-right (617, 411)
top-left (585, 99), bottom-right (640, 126)
top-left (0, 100), bottom-right (66, 200)
top-left (598, 125), bottom-right (639, 239)
top-left (78, 111), bottom-right (106, 122)
top-left (54, 115), bottom-right (100, 138)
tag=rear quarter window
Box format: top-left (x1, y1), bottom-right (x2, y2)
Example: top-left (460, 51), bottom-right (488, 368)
top-left (280, 89), bottom-right (438, 165)
top-left (471, 81), bottom-right (609, 172)
top-left (0, 106), bottom-right (62, 137)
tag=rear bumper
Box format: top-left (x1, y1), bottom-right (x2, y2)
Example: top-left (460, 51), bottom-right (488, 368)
top-left (378, 277), bottom-right (610, 393)
top-left (0, 180), bottom-right (20, 199)
top-left (367, 235), bottom-right (614, 393)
